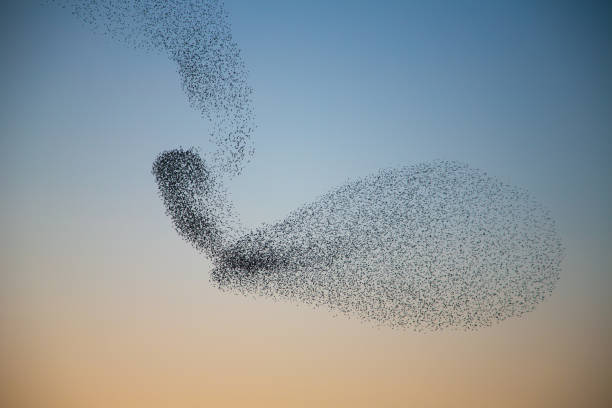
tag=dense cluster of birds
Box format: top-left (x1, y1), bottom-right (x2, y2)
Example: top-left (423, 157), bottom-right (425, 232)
top-left (153, 150), bottom-right (562, 330)
top-left (152, 147), bottom-right (243, 256)
top-left (52, 0), bottom-right (255, 176)
top-left (56, 0), bottom-right (563, 330)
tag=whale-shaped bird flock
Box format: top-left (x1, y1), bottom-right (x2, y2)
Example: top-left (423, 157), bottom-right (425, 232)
top-left (55, 0), bottom-right (563, 330)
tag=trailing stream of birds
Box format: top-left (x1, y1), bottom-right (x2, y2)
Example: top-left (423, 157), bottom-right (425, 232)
top-left (54, 0), bottom-right (564, 330)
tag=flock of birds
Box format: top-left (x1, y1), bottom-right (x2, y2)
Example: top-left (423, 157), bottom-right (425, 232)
top-left (56, 0), bottom-right (563, 330)
top-left (53, 0), bottom-right (254, 176)
top-left (153, 150), bottom-right (563, 330)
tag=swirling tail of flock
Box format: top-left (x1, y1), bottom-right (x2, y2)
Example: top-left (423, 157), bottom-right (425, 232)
top-left (53, 0), bottom-right (254, 176)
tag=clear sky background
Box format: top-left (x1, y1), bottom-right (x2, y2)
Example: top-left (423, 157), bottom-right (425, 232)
top-left (1, 1), bottom-right (611, 406)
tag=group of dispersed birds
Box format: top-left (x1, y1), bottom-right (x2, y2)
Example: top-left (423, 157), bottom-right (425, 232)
top-left (153, 150), bottom-right (562, 330)
top-left (57, 0), bottom-right (563, 330)
top-left (55, 0), bottom-right (254, 176)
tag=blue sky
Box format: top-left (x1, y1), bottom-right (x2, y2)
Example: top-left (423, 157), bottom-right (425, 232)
top-left (3, 0), bottom-right (610, 251)
top-left (1, 0), bottom-right (611, 260)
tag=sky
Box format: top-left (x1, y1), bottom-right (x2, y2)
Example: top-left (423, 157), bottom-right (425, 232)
top-left (1, 0), bottom-right (611, 406)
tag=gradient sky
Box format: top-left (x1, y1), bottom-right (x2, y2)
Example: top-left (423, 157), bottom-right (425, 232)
top-left (1, 1), bottom-right (611, 407)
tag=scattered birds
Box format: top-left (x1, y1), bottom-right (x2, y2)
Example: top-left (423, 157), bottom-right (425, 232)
top-left (52, 0), bottom-right (255, 176)
top-left (56, 1), bottom-right (563, 330)
top-left (153, 150), bottom-right (563, 331)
